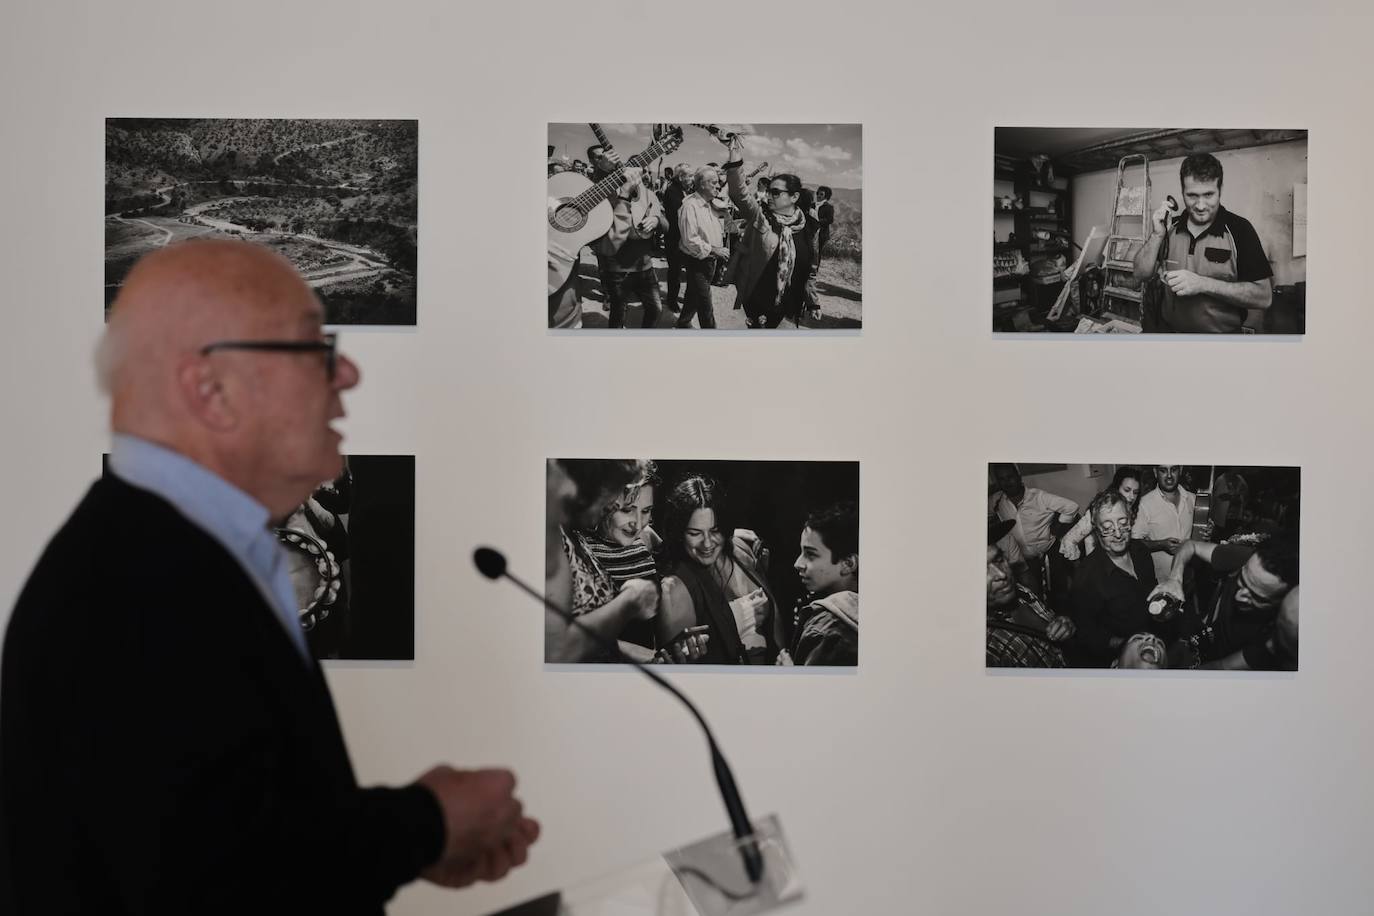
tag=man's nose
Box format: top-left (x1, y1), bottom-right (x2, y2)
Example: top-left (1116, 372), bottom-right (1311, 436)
top-left (794, 553), bottom-right (806, 571)
top-left (333, 353), bottom-right (361, 390)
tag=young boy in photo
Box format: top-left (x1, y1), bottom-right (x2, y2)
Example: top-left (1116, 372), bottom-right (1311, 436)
top-left (779, 501), bottom-right (859, 666)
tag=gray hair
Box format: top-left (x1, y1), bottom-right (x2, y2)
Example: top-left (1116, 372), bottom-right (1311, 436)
top-left (1089, 488), bottom-right (1132, 525)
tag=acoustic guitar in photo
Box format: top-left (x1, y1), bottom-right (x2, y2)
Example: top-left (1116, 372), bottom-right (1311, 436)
top-left (547, 125), bottom-right (683, 294)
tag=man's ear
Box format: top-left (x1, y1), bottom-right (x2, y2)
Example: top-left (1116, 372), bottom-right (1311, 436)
top-left (841, 554), bottom-right (859, 577)
top-left (175, 355), bottom-right (238, 432)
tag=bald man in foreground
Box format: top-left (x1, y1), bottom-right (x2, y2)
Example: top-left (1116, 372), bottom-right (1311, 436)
top-left (0, 241), bottom-right (538, 914)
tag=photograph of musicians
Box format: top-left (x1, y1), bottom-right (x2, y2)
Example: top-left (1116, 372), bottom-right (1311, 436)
top-left (586, 145), bottom-right (666, 329)
top-left (781, 500), bottom-right (859, 666)
top-left (662, 163), bottom-right (693, 313)
top-left (675, 166), bottom-right (729, 329)
top-left (719, 133), bottom-right (819, 329)
top-left (1132, 464), bottom-right (1196, 582)
top-left (986, 519), bottom-right (1074, 668)
top-left (814, 185), bottom-right (834, 271)
top-left (1148, 535), bottom-right (1298, 670)
top-left (1, 240), bottom-right (538, 913)
top-left (1069, 489), bottom-right (1168, 667)
top-left (1132, 152), bottom-right (1273, 333)
top-left (989, 463), bottom-right (1079, 598)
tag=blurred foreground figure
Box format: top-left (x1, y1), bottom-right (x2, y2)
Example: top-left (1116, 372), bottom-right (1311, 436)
top-left (1, 240), bottom-right (537, 914)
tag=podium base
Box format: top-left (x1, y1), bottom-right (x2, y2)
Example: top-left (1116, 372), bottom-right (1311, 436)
top-left (486, 813), bottom-right (802, 915)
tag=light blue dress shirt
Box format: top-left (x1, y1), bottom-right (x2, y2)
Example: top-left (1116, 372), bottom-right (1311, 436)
top-left (107, 433), bottom-right (310, 661)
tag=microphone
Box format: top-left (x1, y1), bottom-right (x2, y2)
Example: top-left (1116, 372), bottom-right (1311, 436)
top-left (472, 546), bottom-right (765, 884)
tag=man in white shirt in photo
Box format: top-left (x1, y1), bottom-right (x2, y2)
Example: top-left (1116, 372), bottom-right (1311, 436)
top-left (989, 464), bottom-right (1080, 598)
top-left (1132, 464), bottom-right (1198, 581)
top-left (675, 166), bottom-right (730, 329)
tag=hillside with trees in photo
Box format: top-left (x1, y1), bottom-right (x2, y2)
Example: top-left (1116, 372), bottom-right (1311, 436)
top-left (105, 118), bottom-right (418, 325)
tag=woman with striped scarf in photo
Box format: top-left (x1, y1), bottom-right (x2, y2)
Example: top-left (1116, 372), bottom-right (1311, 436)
top-left (585, 463), bottom-right (661, 592)
top-left (581, 462), bottom-right (711, 663)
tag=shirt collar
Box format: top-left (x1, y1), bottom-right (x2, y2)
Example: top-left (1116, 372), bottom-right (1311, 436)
top-left (107, 433), bottom-right (274, 557)
top-left (1174, 205), bottom-right (1229, 239)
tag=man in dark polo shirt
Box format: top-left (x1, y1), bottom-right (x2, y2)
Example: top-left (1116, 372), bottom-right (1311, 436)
top-left (1132, 153), bottom-right (1273, 333)
top-left (1148, 534), bottom-right (1298, 670)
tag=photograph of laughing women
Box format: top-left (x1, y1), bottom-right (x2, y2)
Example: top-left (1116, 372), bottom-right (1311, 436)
top-left (546, 459), bottom-right (859, 667)
top-left (987, 463), bottom-right (1299, 671)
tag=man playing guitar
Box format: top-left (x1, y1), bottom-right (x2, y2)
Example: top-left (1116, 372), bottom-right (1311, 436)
top-left (547, 124), bottom-right (683, 329)
top-left (587, 143), bottom-right (667, 329)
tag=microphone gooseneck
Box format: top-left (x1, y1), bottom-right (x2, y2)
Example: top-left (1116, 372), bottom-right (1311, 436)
top-left (472, 546), bottom-right (765, 884)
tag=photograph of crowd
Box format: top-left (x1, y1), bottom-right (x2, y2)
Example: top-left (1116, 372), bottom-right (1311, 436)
top-left (986, 463), bottom-right (1299, 671)
top-left (546, 459), bottom-right (859, 666)
top-left (106, 118), bottom-right (418, 325)
top-left (993, 127), bottom-right (1306, 334)
top-left (548, 123), bottom-right (862, 330)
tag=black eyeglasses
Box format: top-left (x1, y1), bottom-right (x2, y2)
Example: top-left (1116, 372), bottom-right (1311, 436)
top-left (767, 187), bottom-right (792, 197)
top-left (200, 333), bottom-right (338, 380)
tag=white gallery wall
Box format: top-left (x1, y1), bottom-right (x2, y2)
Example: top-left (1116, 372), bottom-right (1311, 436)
top-left (2, 3), bottom-right (1373, 914)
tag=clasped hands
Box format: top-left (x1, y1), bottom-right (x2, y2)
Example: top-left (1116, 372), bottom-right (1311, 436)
top-left (417, 766), bottom-right (541, 889)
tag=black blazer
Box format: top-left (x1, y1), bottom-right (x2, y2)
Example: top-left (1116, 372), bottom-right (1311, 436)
top-left (1, 476), bottom-right (442, 914)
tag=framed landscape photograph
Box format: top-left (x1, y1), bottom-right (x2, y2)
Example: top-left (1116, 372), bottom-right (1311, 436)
top-left (106, 118), bottom-right (418, 325)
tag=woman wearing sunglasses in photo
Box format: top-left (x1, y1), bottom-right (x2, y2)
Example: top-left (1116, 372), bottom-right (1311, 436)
top-left (718, 133), bottom-right (821, 329)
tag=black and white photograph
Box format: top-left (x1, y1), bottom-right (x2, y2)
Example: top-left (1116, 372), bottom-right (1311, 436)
top-left (105, 453), bottom-right (416, 660)
top-left (547, 459), bottom-right (859, 666)
top-left (106, 118), bottom-right (418, 325)
top-left (548, 123), bottom-right (862, 330)
top-left (987, 463), bottom-right (1300, 671)
top-left (992, 128), bottom-right (1306, 334)
top-left (280, 454), bottom-right (415, 660)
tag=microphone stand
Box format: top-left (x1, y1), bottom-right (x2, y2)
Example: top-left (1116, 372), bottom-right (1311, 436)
top-left (473, 548), bottom-right (765, 885)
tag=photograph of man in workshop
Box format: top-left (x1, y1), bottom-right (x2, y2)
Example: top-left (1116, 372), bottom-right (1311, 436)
top-left (986, 463), bottom-right (1300, 671)
top-left (992, 128), bottom-right (1306, 334)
